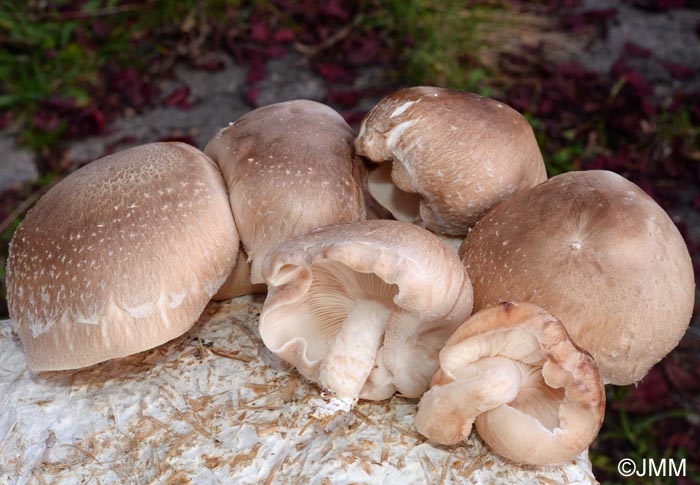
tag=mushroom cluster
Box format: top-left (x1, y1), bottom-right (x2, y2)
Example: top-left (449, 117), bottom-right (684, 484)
top-left (5, 86), bottom-right (694, 468)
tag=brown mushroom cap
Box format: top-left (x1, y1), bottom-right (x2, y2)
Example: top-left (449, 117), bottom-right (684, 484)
top-left (460, 170), bottom-right (695, 385)
top-left (259, 220), bottom-right (474, 401)
top-left (6, 142), bottom-right (238, 370)
top-left (204, 99), bottom-right (366, 289)
top-left (355, 86), bottom-right (547, 236)
top-left (415, 302), bottom-right (605, 466)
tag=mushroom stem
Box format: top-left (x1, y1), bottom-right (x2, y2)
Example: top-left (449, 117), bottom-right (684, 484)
top-left (415, 357), bottom-right (522, 445)
top-left (319, 299), bottom-right (392, 399)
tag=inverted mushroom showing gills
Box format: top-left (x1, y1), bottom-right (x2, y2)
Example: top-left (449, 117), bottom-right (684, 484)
top-left (259, 220), bottom-right (474, 401)
top-left (6, 142), bottom-right (238, 371)
top-left (355, 86), bottom-right (547, 236)
top-left (205, 99), bottom-right (366, 298)
top-left (460, 170), bottom-right (695, 385)
top-left (415, 302), bottom-right (605, 466)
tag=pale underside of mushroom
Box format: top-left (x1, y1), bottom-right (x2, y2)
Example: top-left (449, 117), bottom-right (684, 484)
top-left (366, 163), bottom-right (422, 224)
top-left (415, 302), bottom-right (605, 466)
top-left (365, 164), bottom-right (464, 253)
top-left (263, 260), bottom-right (448, 400)
top-left (259, 220), bottom-right (474, 402)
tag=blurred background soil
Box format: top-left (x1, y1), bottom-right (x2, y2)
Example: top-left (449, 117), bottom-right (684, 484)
top-left (0, 1), bottom-right (699, 483)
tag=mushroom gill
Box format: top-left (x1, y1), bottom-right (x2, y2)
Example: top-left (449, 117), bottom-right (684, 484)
top-left (261, 260), bottom-right (400, 399)
top-left (416, 302), bottom-right (604, 465)
top-left (367, 164), bottom-right (422, 224)
top-left (496, 358), bottom-right (566, 432)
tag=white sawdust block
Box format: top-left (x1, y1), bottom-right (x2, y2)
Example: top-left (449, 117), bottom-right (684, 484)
top-left (0, 296), bottom-right (597, 484)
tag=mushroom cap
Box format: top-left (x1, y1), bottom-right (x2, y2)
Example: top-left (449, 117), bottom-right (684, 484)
top-left (259, 220), bottom-right (474, 401)
top-left (6, 142), bottom-right (238, 370)
top-left (415, 302), bottom-right (605, 465)
top-left (204, 99), bottom-right (366, 286)
top-left (460, 170), bottom-right (695, 385)
top-left (355, 86), bottom-right (547, 235)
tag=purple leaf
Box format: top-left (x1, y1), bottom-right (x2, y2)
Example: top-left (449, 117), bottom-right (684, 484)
top-left (315, 63), bottom-right (355, 83)
top-left (194, 60), bottom-right (226, 71)
top-left (322, 0), bottom-right (351, 21)
top-left (162, 86), bottom-right (192, 110)
top-left (340, 110), bottom-right (368, 127)
top-left (71, 107), bottom-right (106, 136)
top-left (250, 21), bottom-right (270, 43)
top-left (246, 86), bottom-right (260, 106)
top-left (33, 110), bottom-right (61, 132)
top-left (662, 62), bottom-right (693, 80)
top-left (273, 28), bottom-right (296, 43)
top-left (92, 20), bottom-right (110, 40)
top-left (246, 59), bottom-right (267, 84)
top-left (623, 42), bottom-right (652, 58)
top-left (326, 89), bottom-right (360, 107)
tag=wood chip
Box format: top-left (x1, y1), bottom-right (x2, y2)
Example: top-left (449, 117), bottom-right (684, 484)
top-left (439, 456), bottom-right (451, 484)
top-left (208, 347), bottom-right (255, 363)
top-left (280, 376), bottom-right (299, 402)
top-left (256, 425), bottom-right (280, 436)
top-left (298, 417), bottom-right (316, 436)
top-left (263, 454), bottom-right (288, 485)
top-left (244, 382), bottom-right (276, 392)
